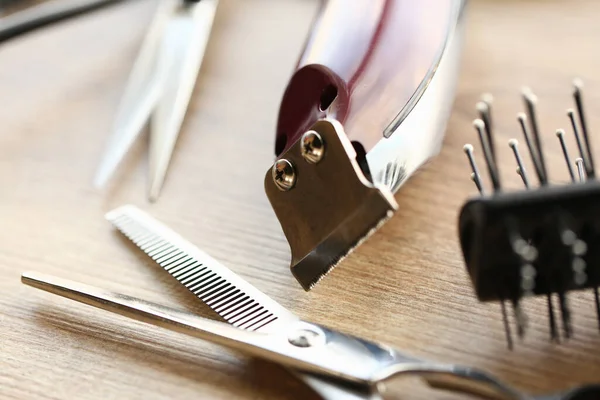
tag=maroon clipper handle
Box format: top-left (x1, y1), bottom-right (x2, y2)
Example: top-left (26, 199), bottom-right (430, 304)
top-left (275, 0), bottom-right (457, 156)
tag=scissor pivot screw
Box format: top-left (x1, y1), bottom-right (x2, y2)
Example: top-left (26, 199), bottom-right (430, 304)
top-left (272, 159), bottom-right (296, 191)
top-left (300, 130), bottom-right (325, 164)
top-left (288, 328), bottom-right (323, 348)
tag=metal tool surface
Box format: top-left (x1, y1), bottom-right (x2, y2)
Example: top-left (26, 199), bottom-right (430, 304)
top-left (22, 271), bottom-right (600, 400)
top-left (22, 206), bottom-right (600, 399)
top-left (106, 205), bottom-right (380, 400)
top-left (94, 0), bottom-right (218, 201)
top-left (266, 0), bottom-right (467, 289)
top-left (460, 81), bottom-right (600, 348)
top-left (265, 120), bottom-right (397, 289)
top-left (106, 205), bottom-right (297, 333)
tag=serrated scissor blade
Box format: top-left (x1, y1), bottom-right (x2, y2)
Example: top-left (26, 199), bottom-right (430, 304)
top-left (106, 205), bottom-right (381, 400)
top-left (106, 205), bottom-right (296, 334)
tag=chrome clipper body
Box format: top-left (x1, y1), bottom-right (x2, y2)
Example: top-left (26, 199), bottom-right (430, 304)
top-left (265, 0), bottom-right (467, 289)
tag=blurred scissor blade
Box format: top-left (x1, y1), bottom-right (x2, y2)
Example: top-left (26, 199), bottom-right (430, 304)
top-left (94, 0), bottom-right (176, 188)
top-left (148, 0), bottom-right (218, 201)
top-left (94, 79), bottom-right (162, 187)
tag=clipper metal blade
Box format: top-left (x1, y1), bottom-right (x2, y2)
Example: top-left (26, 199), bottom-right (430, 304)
top-left (265, 119), bottom-right (397, 291)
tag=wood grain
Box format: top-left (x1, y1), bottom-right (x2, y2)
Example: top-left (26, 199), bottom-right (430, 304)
top-left (1, 0), bottom-right (599, 399)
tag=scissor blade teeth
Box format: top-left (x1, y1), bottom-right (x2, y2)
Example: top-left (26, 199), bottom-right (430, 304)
top-left (106, 205), bottom-right (298, 333)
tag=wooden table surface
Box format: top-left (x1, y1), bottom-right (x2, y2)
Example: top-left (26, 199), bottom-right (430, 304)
top-left (1, 0), bottom-right (600, 399)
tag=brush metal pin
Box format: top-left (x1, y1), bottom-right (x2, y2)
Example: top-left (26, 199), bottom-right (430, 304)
top-left (459, 82), bottom-right (600, 346)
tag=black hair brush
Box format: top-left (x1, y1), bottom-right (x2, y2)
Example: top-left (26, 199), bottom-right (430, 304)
top-left (459, 80), bottom-right (600, 349)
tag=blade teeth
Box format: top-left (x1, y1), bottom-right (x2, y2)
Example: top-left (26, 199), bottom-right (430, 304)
top-left (106, 206), bottom-right (284, 331)
top-left (241, 312), bottom-right (272, 331)
top-left (161, 254), bottom-right (189, 269)
top-left (167, 259), bottom-right (197, 275)
top-left (231, 306), bottom-right (265, 327)
top-left (300, 209), bottom-right (395, 290)
top-left (203, 289), bottom-right (234, 307)
top-left (304, 263), bottom-right (336, 291)
top-left (201, 282), bottom-right (231, 301)
top-left (177, 265), bottom-right (208, 284)
top-left (251, 316), bottom-right (279, 332)
top-left (230, 303), bottom-right (262, 324)
top-left (210, 291), bottom-right (244, 310)
top-left (230, 303), bottom-right (261, 322)
top-left (237, 309), bottom-right (269, 329)
top-left (190, 275), bottom-right (220, 294)
top-left (196, 279), bottom-right (228, 297)
top-left (155, 249), bottom-right (184, 264)
top-left (219, 298), bottom-right (253, 318)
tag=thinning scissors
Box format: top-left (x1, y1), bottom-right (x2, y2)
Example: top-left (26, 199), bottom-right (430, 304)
top-left (94, 0), bottom-right (218, 201)
top-left (22, 206), bottom-right (600, 399)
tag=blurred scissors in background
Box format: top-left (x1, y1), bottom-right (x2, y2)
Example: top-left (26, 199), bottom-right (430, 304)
top-left (94, 0), bottom-right (219, 201)
top-left (0, 0), bottom-right (218, 201)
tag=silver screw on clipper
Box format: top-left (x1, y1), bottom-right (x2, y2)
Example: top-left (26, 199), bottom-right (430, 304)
top-left (272, 159), bottom-right (296, 191)
top-left (300, 130), bottom-right (325, 163)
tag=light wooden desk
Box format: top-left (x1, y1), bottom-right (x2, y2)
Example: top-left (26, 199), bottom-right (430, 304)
top-left (1, 1), bottom-right (599, 399)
